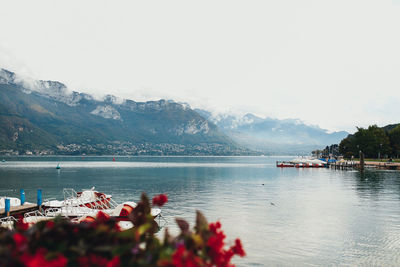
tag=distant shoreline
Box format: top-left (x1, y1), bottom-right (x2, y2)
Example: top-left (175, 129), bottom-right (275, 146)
top-left (0, 155), bottom-right (294, 158)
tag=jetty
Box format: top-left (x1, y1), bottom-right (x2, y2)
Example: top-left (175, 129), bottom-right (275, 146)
top-left (0, 203), bottom-right (38, 218)
top-left (330, 161), bottom-right (400, 170)
top-left (0, 189), bottom-right (41, 218)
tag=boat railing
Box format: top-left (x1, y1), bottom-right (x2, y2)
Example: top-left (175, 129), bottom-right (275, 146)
top-left (0, 216), bottom-right (18, 223)
top-left (44, 208), bottom-right (62, 217)
top-left (24, 210), bottom-right (45, 218)
top-left (24, 210), bottom-right (47, 223)
top-left (62, 188), bottom-right (117, 209)
top-left (107, 197), bottom-right (119, 209)
top-left (96, 194), bottom-right (118, 209)
top-left (63, 188), bottom-right (79, 201)
top-left (0, 216), bottom-right (18, 229)
top-left (82, 194), bottom-right (117, 210)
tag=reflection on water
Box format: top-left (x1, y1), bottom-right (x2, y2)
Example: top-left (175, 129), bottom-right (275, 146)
top-left (1, 156), bottom-right (400, 266)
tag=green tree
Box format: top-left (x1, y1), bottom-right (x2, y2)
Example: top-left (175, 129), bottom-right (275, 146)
top-left (339, 134), bottom-right (356, 158)
top-left (339, 125), bottom-right (390, 158)
top-left (388, 125), bottom-right (400, 158)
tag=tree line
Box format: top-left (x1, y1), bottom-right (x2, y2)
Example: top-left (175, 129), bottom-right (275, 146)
top-left (339, 124), bottom-right (400, 158)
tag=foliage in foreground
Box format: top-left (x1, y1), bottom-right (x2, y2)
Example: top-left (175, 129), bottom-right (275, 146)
top-left (0, 193), bottom-right (245, 267)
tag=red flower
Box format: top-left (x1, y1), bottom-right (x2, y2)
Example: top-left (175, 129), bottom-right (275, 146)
top-left (231, 239), bottom-right (245, 257)
top-left (206, 221), bottom-right (244, 266)
top-left (209, 221), bottom-right (222, 234)
top-left (206, 221), bottom-right (229, 265)
top-left (20, 248), bottom-right (67, 267)
top-left (46, 220), bottom-right (55, 229)
top-left (152, 194), bottom-right (168, 207)
top-left (107, 256), bottom-right (120, 267)
top-left (13, 233), bottom-right (27, 248)
top-left (172, 245), bottom-right (203, 267)
top-left (16, 220), bottom-right (29, 231)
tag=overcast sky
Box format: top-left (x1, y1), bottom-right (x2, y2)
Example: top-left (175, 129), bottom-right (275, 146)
top-left (1, 0), bottom-right (400, 133)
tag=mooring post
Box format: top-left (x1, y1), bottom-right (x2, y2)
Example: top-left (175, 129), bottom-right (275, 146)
top-left (37, 189), bottom-right (42, 211)
top-left (5, 198), bottom-right (10, 216)
top-left (359, 151), bottom-right (365, 171)
top-left (20, 189), bottom-right (25, 205)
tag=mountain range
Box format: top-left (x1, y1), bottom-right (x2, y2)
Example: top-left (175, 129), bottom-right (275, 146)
top-left (0, 68), bottom-right (348, 155)
top-left (0, 69), bottom-right (245, 155)
top-left (196, 110), bottom-right (348, 154)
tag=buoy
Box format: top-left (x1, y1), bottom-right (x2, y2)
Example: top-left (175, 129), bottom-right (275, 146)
top-left (56, 163), bottom-right (61, 169)
top-left (112, 157), bottom-right (116, 162)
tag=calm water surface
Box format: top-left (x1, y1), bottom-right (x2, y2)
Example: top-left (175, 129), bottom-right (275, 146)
top-left (1, 156), bottom-right (400, 266)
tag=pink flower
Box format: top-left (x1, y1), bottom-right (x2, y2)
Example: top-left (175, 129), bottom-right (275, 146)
top-left (152, 194), bottom-right (168, 207)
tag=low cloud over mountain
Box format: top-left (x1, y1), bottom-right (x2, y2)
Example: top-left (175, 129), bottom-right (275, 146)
top-left (0, 69), bottom-right (246, 155)
top-left (196, 109), bottom-right (348, 155)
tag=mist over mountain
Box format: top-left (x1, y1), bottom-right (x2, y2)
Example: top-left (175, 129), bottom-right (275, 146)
top-left (0, 68), bottom-right (347, 155)
top-left (195, 109), bottom-right (348, 155)
top-left (0, 68), bottom-right (247, 155)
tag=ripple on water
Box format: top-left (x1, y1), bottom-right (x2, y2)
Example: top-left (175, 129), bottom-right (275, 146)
top-left (1, 158), bottom-right (400, 266)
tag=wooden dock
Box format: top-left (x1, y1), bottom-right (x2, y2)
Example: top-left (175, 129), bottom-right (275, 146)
top-left (0, 203), bottom-right (39, 218)
top-left (330, 161), bottom-right (400, 170)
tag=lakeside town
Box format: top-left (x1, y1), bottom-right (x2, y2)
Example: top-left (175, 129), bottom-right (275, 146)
top-left (0, 142), bottom-right (252, 156)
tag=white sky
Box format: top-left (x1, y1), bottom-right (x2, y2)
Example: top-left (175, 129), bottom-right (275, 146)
top-left (1, 0), bottom-right (400, 133)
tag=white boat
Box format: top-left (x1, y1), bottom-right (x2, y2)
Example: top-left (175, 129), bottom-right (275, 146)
top-left (290, 158), bottom-right (327, 168)
top-left (43, 187), bottom-right (114, 210)
top-left (23, 210), bottom-right (54, 225)
top-left (43, 188), bottom-right (162, 220)
top-left (45, 201), bottom-right (161, 219)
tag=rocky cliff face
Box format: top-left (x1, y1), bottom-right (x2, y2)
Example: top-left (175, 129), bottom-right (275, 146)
top-left (0, 69), bottom-right (242, 155)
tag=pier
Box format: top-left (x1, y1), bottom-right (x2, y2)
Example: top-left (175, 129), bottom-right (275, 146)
top-left (0, 189), bottom-right (41, 218)
top-left (0, 203), bottom-right (38, 218)
top-left (330, 161), bottom-right (400, 170)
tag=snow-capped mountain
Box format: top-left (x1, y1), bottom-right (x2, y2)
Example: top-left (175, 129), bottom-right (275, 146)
top-left (195, 109), bottom-right (348, 154)
top-left (0, 68), bottom-right (243, 155)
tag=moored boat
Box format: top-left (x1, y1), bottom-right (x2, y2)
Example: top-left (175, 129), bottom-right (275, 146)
top-left (43, 187), bottom-right (114, 210)
top-left (1, 187), bottom-right (164, 230)
top-left (277, 158), bottom-right (327, 168)
top-left (276, 161), bottom-right (295, 167)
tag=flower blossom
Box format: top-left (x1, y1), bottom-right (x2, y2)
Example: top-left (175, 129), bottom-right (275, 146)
top-left (152, 194), bottom-right (168, 207)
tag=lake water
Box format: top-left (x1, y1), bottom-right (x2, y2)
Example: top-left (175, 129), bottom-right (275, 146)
top-left (1, 156), bottom-right (400, 266)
